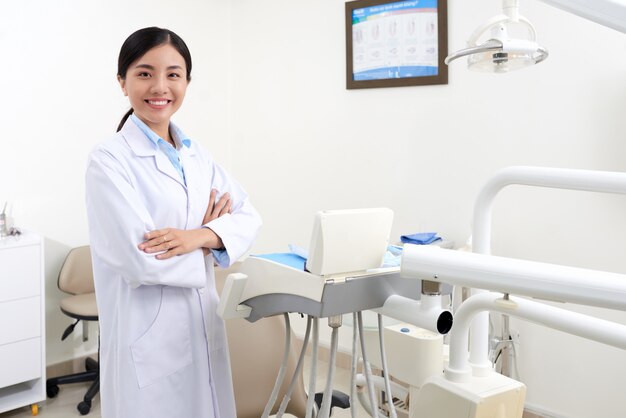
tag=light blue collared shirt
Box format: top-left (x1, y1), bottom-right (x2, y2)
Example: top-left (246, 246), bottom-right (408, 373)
top-left (130, 114), bottom-right (228, 264)
top-left (130, 114), bottom-right (191, 185)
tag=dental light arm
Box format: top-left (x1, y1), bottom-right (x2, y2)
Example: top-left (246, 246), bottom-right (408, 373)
top-left (540, 0), bottom-right (626, 34)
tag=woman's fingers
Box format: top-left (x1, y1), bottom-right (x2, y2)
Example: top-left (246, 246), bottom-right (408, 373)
top-left (139, 229), bottom-right (207, 259)
top-left (220, 198), bottom-right (232, 217)
top-left (203, 189), bottom-right (218, 224)
top-left (138, 229), bottom-right (171, 250)
top-left (213, 193), bottom-right (230, 217)
top-left (138, 229), bottom-right (185, 258)
top-left (155, 239), bottom-right (181, 259)
top-left (204, 191), bottom-right (231, 223)
top-left (141, 233), bottom-right (179, 255)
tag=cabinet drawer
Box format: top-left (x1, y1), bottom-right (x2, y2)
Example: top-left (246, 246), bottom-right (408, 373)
top-left (0, 297), bottom-right (40, 346)
top-left (0, 245), bottom-right (40, 302)
top-left (0, 338), bottom-right (41, 388)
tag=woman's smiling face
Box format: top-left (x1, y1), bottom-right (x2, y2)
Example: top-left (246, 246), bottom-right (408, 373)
top-left (118, 43), bottom-right (189, 138)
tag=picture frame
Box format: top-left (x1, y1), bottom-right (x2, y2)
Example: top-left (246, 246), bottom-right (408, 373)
top-left (345, 0), bottom-right (448, 89)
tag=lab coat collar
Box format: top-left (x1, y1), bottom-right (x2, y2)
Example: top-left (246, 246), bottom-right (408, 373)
top-left (120, 117), bottom-right (196, 188)
top-left (120, 117), bottom-right (197, 158)
top-left (169, 123), bottom-right (192, 150)
top-left (129, 114), bottom-right (192, 151)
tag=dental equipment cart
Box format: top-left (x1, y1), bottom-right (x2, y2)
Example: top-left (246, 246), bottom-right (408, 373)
top-left (219, 208), bottom-right (453, 418)
top-left (0, 232), bottom-right (46, 416)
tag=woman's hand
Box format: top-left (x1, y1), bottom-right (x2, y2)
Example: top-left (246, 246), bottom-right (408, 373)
top-left (204, 189), bottom-right (232, 224)
top-left (138, 228), bottom-right (216, 260)
top-left (139, 189), bottom-right (232, 259)
top-left (200, 189), bottom-right (231, 255)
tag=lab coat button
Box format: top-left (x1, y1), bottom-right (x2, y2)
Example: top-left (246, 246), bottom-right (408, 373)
top-left (199, 288), bottom-right (205, 294)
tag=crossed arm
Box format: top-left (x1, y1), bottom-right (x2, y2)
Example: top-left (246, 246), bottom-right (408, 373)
top-left (137, 188), bottom-right (232, 260)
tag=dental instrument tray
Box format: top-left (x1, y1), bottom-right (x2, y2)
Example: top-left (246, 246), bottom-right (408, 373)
top-left (218, 208), bottom-right (451, 327)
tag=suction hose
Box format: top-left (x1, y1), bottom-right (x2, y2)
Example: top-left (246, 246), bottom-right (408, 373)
top-left (357, 311), bottom-right (379, 417)
top-left (276, 315), bottom-right (312, 417)
top-left (262, 313), bottom-right (291, 418)
top-left (305, 317), bottom-right (319, 418)
top-left (377, 313), bottom-right (397, 418)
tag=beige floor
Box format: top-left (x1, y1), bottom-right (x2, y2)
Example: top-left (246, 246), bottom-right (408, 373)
top-left (0, 358), bottom-right (368, 418)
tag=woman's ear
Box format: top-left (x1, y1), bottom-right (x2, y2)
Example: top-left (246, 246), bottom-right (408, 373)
top-left (117, 75), bottom-right (128, 96)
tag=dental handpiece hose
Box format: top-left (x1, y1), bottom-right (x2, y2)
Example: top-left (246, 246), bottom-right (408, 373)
top-left (304, 318), bottom-right (319, 418)
top-left (377, 313), bottom-right (398, 418)
top-left (350, 312), bottom-right (359, 418)
top-left (261, 313), bottom-right (291, 418)
top-left (276, 316), bottom-right (313, 417)
top-left (358, 311), bottom-right (380, 417)
top-left (318, 315), bottom-right (342, 418)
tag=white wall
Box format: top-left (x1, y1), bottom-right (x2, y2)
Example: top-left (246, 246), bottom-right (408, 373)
top-left (0, 0), bottom-right (231, 365)
top-left (227, 1), bottom-right (626, 417)
top-left (3, 0), bottom-right (626, 416)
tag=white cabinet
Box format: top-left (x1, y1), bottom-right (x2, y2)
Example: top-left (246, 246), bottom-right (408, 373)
top-left (0, 232), bottom-right (45, 415)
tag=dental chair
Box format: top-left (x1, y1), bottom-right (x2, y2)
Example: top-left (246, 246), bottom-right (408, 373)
top-left (46, 246), bottom-right (99, 416)
top-left (215, 263), bottom-right (308, 418)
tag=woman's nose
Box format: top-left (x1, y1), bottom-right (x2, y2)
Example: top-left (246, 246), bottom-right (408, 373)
top-left (149, 75), bottom-right (167, 94)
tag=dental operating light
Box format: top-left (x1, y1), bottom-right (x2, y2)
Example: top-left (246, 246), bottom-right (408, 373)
top-left (445, 0), bottom-right (626, 72)
top-left (445, 0), bottom-right (547, 72)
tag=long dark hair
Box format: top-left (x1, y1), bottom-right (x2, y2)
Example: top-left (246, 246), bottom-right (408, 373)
top-left (116, 27), bottom-right (192, 132)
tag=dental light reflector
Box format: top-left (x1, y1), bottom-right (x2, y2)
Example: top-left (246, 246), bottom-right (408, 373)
top-left (445, 1), bottom-right (549, 73)
top-left (470, 39), bottom-right (547, 72)
top-left (447, 38), bottom-right (548, 73)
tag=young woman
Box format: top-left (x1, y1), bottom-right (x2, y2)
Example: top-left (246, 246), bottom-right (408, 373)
top-left (85, 27), bottom-right (262, 418)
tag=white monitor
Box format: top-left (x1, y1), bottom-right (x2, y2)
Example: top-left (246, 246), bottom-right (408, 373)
top-left (305, 208), bottom-right (394, 277)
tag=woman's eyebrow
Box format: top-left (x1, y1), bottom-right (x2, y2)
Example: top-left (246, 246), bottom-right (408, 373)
top-left (134, 63), bottom-right (155, 70)
top-left (133, 64), bottom-right (183, 70)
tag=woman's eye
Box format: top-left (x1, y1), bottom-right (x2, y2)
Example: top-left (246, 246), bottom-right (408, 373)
top-left (138, 72), bottom-right (150, 78)
top-left (169, 73), bottom-right (181, 78)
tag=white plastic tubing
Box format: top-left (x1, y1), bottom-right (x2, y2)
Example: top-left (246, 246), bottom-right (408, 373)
top-left (403, 243), bottom-right (626, 308)
top-left (472, 166), bottom-right (626, 257)
top-left (373, 294), bottom-right (452, 335)
top-left (457, 166), bottom-right (626, 372)
top-left (445, 293), bottom-right (626, 382)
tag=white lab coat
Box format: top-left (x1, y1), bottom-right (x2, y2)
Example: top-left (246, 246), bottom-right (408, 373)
top-left (85, 119), bottom-right (262, 418)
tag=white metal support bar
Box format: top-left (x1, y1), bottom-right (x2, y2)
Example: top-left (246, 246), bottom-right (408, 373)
top-left (470, 166), bottom-right (626, 373)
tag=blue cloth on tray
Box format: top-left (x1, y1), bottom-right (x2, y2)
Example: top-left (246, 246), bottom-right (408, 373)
top-left (253, 252), bottom-right (307, 270)
top-left (400, 232), bottom-right (441, 245)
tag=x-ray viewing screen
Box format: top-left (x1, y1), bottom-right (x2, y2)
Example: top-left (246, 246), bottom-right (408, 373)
top-left (351, 0), bottom-right (439, 81)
